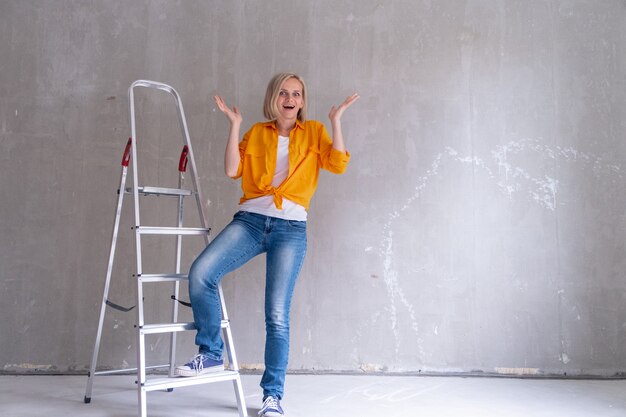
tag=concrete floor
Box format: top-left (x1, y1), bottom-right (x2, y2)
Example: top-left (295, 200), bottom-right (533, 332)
top-left (1, 374), bottom-right (626, 417)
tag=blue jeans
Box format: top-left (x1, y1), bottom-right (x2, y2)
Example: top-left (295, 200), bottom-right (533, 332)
top-left (188, 211), bottom-right (307, 399)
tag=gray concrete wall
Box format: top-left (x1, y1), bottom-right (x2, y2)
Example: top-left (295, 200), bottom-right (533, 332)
top-left (1, 0), bottom-right (625, 377)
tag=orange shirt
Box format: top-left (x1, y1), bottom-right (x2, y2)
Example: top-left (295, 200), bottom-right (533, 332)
top-left (233, 119), bottom-right (350, 210)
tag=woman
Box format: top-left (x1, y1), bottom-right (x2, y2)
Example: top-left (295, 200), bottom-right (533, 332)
top-left (175, 73), bottom-right (359, 417)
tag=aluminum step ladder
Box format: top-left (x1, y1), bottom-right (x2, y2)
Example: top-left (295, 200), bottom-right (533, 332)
top-left (84, 80), bottom-right (248, 417)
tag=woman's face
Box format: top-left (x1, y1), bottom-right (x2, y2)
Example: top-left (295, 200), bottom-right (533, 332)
top-left (276, 77), bottom-right (304, 122)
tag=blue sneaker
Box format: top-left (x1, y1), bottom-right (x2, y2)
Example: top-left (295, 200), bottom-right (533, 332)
top-left (258, 396), bottom-right (284, 417)
top-left (175, 354), bottom-right (224, 377)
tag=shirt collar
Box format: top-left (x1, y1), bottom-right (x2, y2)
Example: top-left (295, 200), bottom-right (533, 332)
top-left (262, 119), bottom-right (305, 131)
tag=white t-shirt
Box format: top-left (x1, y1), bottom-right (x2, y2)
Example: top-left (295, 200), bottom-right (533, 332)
top-left (239, 135), bottom-right (308, 221)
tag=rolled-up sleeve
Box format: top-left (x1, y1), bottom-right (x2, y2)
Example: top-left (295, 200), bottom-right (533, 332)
top-left (318, 122), bottom-right (350, 174)
top-left (325, 148), bottom-right (350, 174)
top-left (233, 130), bottom-right (251, 179)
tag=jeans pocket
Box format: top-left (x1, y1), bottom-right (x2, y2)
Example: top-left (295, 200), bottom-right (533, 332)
top-left (286, 220), bottom-right (306, 230)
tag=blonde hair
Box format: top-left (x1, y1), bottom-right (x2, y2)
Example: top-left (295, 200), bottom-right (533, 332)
top-left (263, 73), bottom-right (307, 122)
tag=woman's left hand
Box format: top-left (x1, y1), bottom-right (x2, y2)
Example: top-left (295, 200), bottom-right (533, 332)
top-left (329, 93), bottom-right (360, 124)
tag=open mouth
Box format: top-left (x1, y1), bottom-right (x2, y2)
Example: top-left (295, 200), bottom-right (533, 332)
top-left (283, 104), bottom-right (295, 110)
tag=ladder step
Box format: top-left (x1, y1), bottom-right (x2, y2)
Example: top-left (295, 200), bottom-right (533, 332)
top-left (135, 226), bottom-right (211, 235)
top-left (139, 273), bottom-right (188, 282)
top-left (94, 364), bottom-right (169, 376)
top-left (140, 320), bottom-right (229, 335)
top-left (125, 186), bottom-right (194, 197)
top-left (141, 370), bottom-right (241, 392)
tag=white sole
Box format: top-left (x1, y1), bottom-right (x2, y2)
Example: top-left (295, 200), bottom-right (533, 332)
top-left (174, 365), bottom-right (225, 377)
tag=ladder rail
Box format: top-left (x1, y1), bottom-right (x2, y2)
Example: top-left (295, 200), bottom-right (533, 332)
top-left (84, 139), bottom-right (132, 403)
top-left (169, 155), bottom-right (186, 377)
top-left (128, 80), bottom-right (151, 417)
top-left (128, 81), bottom-right (174, 413)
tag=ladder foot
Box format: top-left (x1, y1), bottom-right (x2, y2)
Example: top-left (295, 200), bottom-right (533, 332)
top-left (84, 396), bottom-right (91, 404)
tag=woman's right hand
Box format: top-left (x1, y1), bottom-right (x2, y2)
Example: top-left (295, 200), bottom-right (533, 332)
top-left (214, 95), bottom-right (243, 125)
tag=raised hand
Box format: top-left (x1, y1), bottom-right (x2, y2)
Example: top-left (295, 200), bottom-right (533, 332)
top-left (327, 93), bottom-right (359, 152)
top-left (328, 93), bottom-right (360, 124)
top-left (214, 95), bottom-right (242, 125)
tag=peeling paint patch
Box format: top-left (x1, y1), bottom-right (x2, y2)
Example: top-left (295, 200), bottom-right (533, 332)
top-left (495, 367), bottom-right (540, 376)
top-left (359, 363), bottom-right (386, 372)
top-left (4, 363), bottom-right (53, 371)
